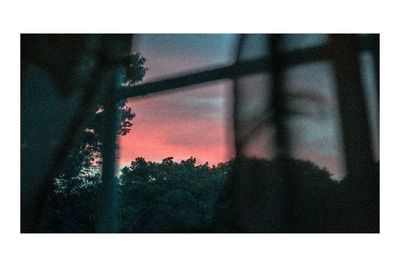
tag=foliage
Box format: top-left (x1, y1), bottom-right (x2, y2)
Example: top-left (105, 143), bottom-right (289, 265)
top-left (216, 157), bottom-right (339, 232)
top-left (56, 53), bottom-right (147, 184)
top-left (122, 53), bottom-right (148, 87)
top-left (43, 156), bottom-right (232, 232)
top-left (42, 173), bottom-right (101, 232)
top-left (41, 156), bottom-right (361, 233)
top-left (217, 157), bottom-right (379, 232)
top-left (41, 53), bottom-right (147, 232)
top-left (119, 157), bottom-right (231, 232)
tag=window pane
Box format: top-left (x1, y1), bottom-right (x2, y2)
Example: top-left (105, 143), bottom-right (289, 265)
top-left (360, 51), bottom-right (379, 160)
top-left (118, 81), bottom-right (232, 167)
top-left (133, 34), bottom-right (237, 82)
top-left (238, 34), bottom-right (270, 60)
top-left (282, 61), bottom-right (345, 180)
top-left (117, 81), bottom-right (233, 232)
top-left (280, 34), bottom-right (328, 52)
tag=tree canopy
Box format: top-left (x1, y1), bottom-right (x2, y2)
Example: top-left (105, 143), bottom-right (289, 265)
top-left (41, 156), bottom-right (366, 233)
top-left (56, 53), bottom-right (148, 183)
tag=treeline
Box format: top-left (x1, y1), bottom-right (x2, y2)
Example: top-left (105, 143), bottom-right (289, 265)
top-left (41, 156), bottom-right (378, 233)
top-left (42, 157), bottom-right (231, 232)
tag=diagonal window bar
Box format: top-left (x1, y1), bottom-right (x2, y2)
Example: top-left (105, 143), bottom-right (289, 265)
top-left (330, 34), bottom-right (375, 180)
top-left (118, 34), bottom-right (377, 101)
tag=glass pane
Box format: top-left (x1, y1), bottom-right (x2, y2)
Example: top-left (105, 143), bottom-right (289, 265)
top-left (133, 34), bottom-right (237, 82)
top-left (360, 51), bottom-right (379, 160)
top-left (234, 35), bottom-right (344, 180)
top-left (119, 81), bottom-right (232, 166)
top-left (282, 61), bottom-right (345, 180)
top-left (117, 81), bottom-right (233, 232)
top-left (280, 34), bottom-right (328, 52)
top-left (233, 73), bottom-right (275, 159)
top-left (239, 34), bottom-right (270, 60)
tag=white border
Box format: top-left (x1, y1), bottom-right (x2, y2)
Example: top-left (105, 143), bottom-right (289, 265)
top-left (1, 1), bottom-right (400, 266)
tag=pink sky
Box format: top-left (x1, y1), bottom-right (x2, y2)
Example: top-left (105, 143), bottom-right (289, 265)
top-left (118, 82), bottom-right (234, 166)
top-left (116, 34), bottom-right (378, 178)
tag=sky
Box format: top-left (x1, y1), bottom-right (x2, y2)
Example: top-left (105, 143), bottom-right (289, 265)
top-left (117, 34), bottom-right (378, 178)
top-left (118, 34), bottom-right (236, 167)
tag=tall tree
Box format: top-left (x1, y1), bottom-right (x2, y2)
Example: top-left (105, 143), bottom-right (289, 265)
top-left (57, 52), bottom-right (148, 181)
top-left (41, 53), bottom-right (148, 232)
top-left (21, 35), bottom-right (147, 232)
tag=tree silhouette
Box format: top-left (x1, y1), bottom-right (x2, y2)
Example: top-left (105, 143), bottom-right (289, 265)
top-left (119, 157), bottom-right (231, 232)
top-left (40, 155), bottom-right (375, 233)
top-left (216, 157), bottom-right (379, 232)
top-left (56, 52), bottom-right (148, 181)
top-left (40, 53), bottom-right (148, 232)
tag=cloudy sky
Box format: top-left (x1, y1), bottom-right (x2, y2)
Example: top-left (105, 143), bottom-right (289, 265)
top-left (117, 34), bottom-right (378, 178)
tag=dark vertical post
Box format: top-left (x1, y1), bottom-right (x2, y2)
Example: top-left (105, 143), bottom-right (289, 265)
top-left (230, 34), bottom-right (246, 231)
top-left (268, 34), bottom-right (293, 232)
top-left (330, 34), bottom-right (374, 180)
top-left (97, 67), bottom-right (123, 233)
top-left (269, 34), bottom-right (291, 157)
top-left (233, 35), bottom-right (245, 158)
top-left (371, 34), bottom-right (380, 145)
top-left (371, 34), bottom-right (380, 107)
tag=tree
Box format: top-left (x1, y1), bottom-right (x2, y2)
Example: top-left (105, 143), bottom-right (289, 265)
top-left (42, 153), bottom-right (379, 233)
top-left (119, 157), bottom-right (231, 232)
top-left (59, 52), bottom-right (148, 179)
top-left (42, 53), bottom-right (148, 232)
top-left (215, 157), bottom-right (339, 232)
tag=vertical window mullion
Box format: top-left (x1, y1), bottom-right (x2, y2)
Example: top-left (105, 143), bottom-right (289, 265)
top-left (97, 67), bottom-right (123, 233)
top-left (330, 34), bottom-right (375, 181)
